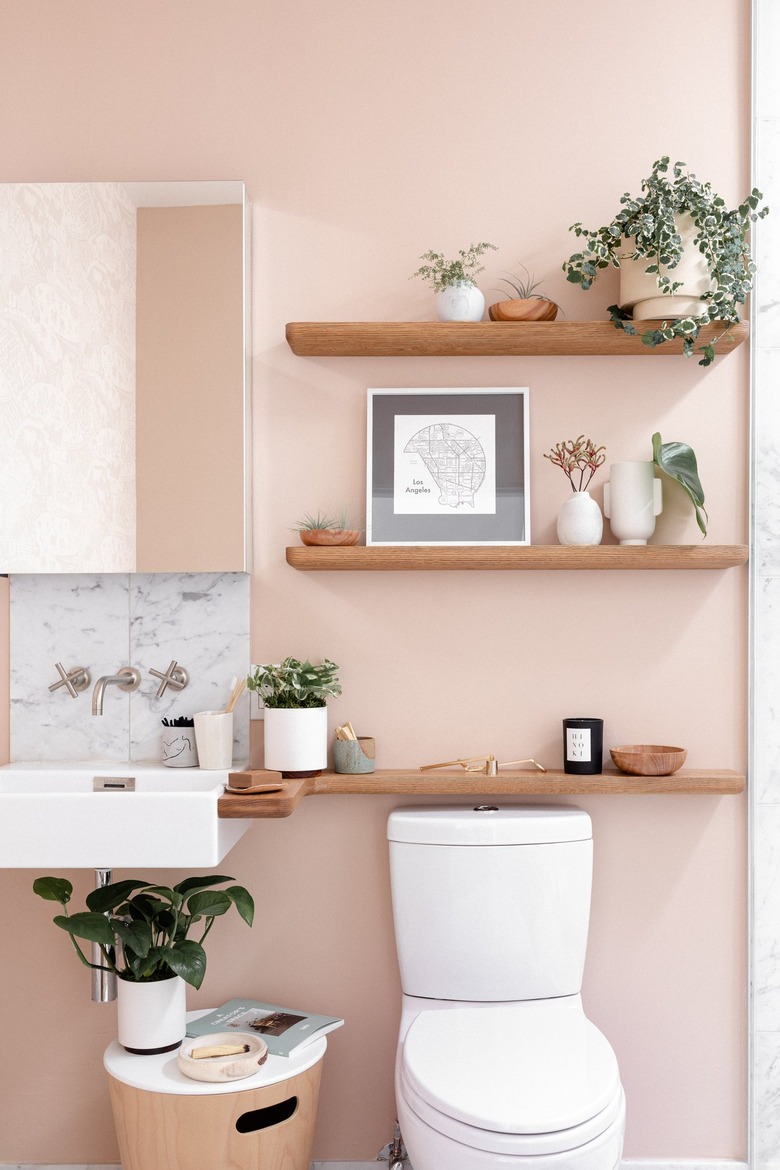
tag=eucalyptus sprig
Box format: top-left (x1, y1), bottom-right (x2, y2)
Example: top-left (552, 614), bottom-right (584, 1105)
top-left (247, 657), bottom-right (341, 709)
top-left (33, 875), bottom-right (254, 989)
top-left (544, 435), bottom-right (606, 493)
top-left (411, 242), bottom-right (497, 293)
top-left (563, 157), bottom-right (768, 365)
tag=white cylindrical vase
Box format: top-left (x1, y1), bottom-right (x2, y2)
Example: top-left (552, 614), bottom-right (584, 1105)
top-left (436, 282), bottom-right (485, 322)
top-left (619, 213), bottom-right (713, 321)
top-left (264, 706), bottom-right (328, 777)
top-left (603, 461), bottom-right (663, 546)
top-left (117, 975), bottom-right (186, 1055)
top-left (556, 491), bottom-right (603, 546)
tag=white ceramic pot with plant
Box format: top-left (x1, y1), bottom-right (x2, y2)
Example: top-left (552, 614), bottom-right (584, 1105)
top-left (33, 875), bottom-right (254, 1054)
top-left (248, 657), bottom-right (342, 778)
top-left (563, 155), bottom-right (767, 365)
top-left (544, 435), bottom-right (605, 546)
top-left (411, 241), bottom-right (496, 322)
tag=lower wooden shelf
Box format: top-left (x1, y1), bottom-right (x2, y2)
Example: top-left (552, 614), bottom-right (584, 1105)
top-left (286, 544), bottom-right (748, 572)
top-left (218, 767), bottom-right (745, 819)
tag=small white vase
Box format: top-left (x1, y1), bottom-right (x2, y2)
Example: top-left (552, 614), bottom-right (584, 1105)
top-left (264, 706), bottom-right (328, 777)
top-left (603, 461), bottom-right (663, 545)
top-left (556, 491), bottom-right (603, 546)
top-left (619, 213), bottom-right (713, 321)
top-left (117, 975), bottom-right (186, 1055)
top-left (436, 282), bottom-right (485, 322)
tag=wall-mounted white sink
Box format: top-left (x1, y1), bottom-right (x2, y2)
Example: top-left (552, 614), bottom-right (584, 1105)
top-left (0, 762), bottom-right (253, 869)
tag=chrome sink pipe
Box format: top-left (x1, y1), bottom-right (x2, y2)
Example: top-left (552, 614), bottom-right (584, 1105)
top-left (91, 667), bottom-right (141, 715)
top-left (93, 868), bottom-right (116, 1002)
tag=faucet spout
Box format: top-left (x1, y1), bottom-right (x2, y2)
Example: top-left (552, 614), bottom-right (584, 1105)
top-left (91, 667), bottom-right (141, 715)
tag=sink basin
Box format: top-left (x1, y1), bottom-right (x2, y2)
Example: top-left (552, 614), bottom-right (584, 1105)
top-left (0, 762), bottom-right (253, 869)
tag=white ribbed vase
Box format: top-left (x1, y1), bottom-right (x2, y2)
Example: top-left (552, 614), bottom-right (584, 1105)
top-left (435, 282), bottom-right (485, 322)
top-left (603, 461), bottom-right (663, 545)
top-left (556, 491), bottom-right (603, 546)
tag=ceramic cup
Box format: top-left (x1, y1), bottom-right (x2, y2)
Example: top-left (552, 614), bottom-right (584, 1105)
top-left (161, 726), bottom-right (199, 768)
top-left (334, 736), bottom-right (376, 774)
top-left (193, 710), bottom-right (234, 769)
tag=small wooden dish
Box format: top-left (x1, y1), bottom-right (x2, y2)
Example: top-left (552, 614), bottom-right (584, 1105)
top-left (299, 528), bottom-right (360, 546)
top-left (488, 297), bottom-right (559, 322)
top-left (178, 1032), bottom-right (268, 1082)
top-left (610, 745), bottom-right (687, 776)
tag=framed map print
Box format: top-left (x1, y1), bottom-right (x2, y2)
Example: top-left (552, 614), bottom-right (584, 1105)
top-left (366, 388), bottom-right (530, 546)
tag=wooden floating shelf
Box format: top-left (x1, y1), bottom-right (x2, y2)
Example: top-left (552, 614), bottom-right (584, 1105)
top-left (285, 320), bottom-right (749, 358)
top-left (286, 544), bottom-right (748, 572)
top-left (218, 767), bottom-right (745, 819)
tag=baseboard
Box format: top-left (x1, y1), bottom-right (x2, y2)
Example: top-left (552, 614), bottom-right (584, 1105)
top-left (0, 1160), bottom-right (751, 1170)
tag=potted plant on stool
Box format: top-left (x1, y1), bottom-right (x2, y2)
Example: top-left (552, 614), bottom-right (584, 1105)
top-left (33, 874), bottom-right (254, 1054)
top-left (248, 657), bottom-right (341, 778)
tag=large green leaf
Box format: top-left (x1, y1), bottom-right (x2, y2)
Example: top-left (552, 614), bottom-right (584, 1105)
top-left (174, 875), bottom-right (234, 896)
top-left (53, 911), bottom-right (116, 948)
top-left (652, 432), bottom-right (708, 536)
top-left (113, 919), bottom-right (153, 959)
top-left (226, 885), bottom-right (255, 927)
top-left (165, 939), bottom-right (207, 989)
top-left (86, 879), bottom-right (150, 913)
top-left (33, 876), bottom-right (73, 905)
top-left (185, 890), bottom-right (232, 919)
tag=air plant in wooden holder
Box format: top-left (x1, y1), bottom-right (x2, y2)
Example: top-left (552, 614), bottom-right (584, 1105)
top-left (544, 436), bottom-right (606, 493)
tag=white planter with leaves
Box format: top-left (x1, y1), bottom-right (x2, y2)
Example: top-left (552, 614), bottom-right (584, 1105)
top-left (619, 213), bottom-right (713, 321)
top-left (436, 281), bottom-right (485, 322)
top-left (264, 706), bottom-right (328, 777)
top-left (117, 974), bottom-right (186, 1054)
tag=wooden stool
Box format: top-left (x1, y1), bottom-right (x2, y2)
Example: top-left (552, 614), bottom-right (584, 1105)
top-left (104, 1013), bottom-right (326, 1170)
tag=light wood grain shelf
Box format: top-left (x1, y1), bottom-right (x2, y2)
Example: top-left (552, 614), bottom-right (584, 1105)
top-left (286, 544), bottom-right (748, 572)
top-left (218, 767), bottom-right (745, 819)
top-left (285, 320), bottom-right (749, 358)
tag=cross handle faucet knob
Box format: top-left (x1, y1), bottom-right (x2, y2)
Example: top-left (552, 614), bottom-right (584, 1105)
top-left (149, 660), bottom-right (190, 698)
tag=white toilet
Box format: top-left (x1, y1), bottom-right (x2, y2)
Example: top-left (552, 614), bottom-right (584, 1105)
top-left (388, 804), bottom-right (625, 1170)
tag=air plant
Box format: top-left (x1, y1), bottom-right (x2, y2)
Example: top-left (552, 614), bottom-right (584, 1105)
top-left (544, 436), bottom-right (606, 493)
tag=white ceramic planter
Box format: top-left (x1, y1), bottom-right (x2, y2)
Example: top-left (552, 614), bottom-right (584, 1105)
top-left (603, 461), bottom-right (663, 546)
top-left (436, 282), bottom-right (485, 322)
top-left (117, 974), bottom-right (186, 1055)
top-left (264, 706), bottom-right (328, 777)
top-left (556, 491), bottom-right (603, 546)
top-left (619, 213), bottom-right (713, 321)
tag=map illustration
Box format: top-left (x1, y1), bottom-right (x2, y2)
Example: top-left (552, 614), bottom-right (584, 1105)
top-left (403, 422), bottom-right (486, 508)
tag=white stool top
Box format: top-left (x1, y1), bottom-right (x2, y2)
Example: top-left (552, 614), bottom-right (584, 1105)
top-left (104, 1009), bottom-right (327, 1095)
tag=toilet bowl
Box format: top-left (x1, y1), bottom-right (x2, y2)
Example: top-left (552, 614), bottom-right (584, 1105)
top-left (387, 806), bottom-right (626, 1170)
top-left (396, 998), bottom-right (625, 1170)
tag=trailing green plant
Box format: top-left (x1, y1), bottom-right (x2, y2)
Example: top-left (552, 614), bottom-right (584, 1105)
top-left (563, 157), bottom-right (768, 365)
top-left (652, 431), bottom-right (707, 537)
top-left (544, 435), bottom-right (606, 493)
top-left (33, 874), bottom-right (254, 989)
top-left (291, 509), bottom-right (355, 533)
top-left (247, 657), bottom-right (341, 709)
top-left (411, 242), bottom-right (497, 293)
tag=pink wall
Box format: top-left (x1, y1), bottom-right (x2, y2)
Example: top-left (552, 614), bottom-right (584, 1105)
top-left (0, 0), bottom-right (749, 1162)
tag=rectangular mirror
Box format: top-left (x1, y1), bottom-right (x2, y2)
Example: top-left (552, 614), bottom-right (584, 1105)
top-left (0, 180), bottom-right (251, 572)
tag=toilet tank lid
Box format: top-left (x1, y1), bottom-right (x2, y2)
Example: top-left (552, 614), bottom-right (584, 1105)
top-left (387, 805), bottom-right (592, 845)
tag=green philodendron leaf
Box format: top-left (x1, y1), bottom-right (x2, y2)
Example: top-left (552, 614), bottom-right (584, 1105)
top-left (165, 939), bottom-right (207, 989)
top-left (185, 890), bottom-right (232, 919)
top-left (33, 876), bottom-right (73, 905)
top-left (174, 875), bottom-right (235, 896)
top-left (113, 919), bottom-right (153, 959)
top-left (652, 432), bottom-right (708, 536)
top-left (226, 885), bottom-right (255, 927)
top-left (53, 911), bottom-right (117, 948)
top-left (86, 879), bottom-right (150, 913)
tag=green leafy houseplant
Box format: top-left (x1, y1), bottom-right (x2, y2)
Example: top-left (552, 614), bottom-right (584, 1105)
top-left (563, 157), bottom-right (767, 365)
top-left (247, 657), bottom-right (341, 709)
top-left (652, 431), bottom-right (708, 536)
top-left (33, 874), bottom-right (254, 989)
top-left (411, 242), bottom-right (497, 292)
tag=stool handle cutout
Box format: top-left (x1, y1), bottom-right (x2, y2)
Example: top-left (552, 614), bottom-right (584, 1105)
top-left (236, 1096), bottom-right (298, 1133)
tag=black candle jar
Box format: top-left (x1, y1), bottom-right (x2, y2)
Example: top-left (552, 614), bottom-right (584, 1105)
top-left (562, 717), bottom-right (604, 775)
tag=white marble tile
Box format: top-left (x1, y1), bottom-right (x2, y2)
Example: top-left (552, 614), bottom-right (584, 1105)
top-left (10, 574), bottom-right (129, 760)
top-left (754, 350), bottom-right (780, 577)
top-left (756, 1030), bottom-right (780, 1169)
top-left (756, 2), bottom-right (780, 122)
top-left (755, 805), bottom-right (780, 1031)
top-left (752, 122), bottom-right (780, 351)
top-left (752, 578), bottom-right (780, 804)
top-left (129, 572), bottom-right (250, 763)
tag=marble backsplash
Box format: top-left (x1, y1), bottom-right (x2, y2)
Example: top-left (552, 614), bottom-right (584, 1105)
top-left (9, 572), bottom-right (250, 764)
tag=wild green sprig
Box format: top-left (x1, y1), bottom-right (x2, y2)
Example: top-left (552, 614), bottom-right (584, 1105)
top-left (411, 242), bottom-right (497, 293)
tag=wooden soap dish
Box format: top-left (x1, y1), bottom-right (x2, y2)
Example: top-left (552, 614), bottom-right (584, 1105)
top-left (224, 782), bottom-right (284, 795)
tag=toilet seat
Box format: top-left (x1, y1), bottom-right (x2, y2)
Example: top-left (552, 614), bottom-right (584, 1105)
top-left (399, 1000), bottom-right (622, 1156)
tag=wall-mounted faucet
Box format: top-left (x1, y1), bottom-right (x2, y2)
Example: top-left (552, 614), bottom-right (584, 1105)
top-left (48, 662), bottom-right (91, 699)
top-left (92, 667), bottom-right (141, 716)
top-left (149, 659), bottom-right (189, 698)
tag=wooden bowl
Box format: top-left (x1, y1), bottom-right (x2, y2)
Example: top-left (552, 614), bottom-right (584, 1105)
top-left (488, 298), bottom-right (559, 322)
top-left (299, 528), bottom-right (360, 546)
top-left (610, 745), bottom-right (687, 776)
top-left (178, 1031), bottom-right (268, 1082)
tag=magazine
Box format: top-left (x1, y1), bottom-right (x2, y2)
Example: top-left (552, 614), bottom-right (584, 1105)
top-left (186, 998), bottom-right (344, 1056)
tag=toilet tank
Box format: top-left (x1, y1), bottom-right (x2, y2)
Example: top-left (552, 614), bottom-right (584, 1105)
top-left (387, 805), bottom-right (593, 1001)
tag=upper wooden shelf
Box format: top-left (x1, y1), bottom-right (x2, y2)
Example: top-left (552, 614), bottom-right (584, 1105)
top-left (218, 767), bottom-right (745, 819)
top-left (285, 320), bottom-right (749, 358)
top-left (286, 544), bottom-right (748, 572)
